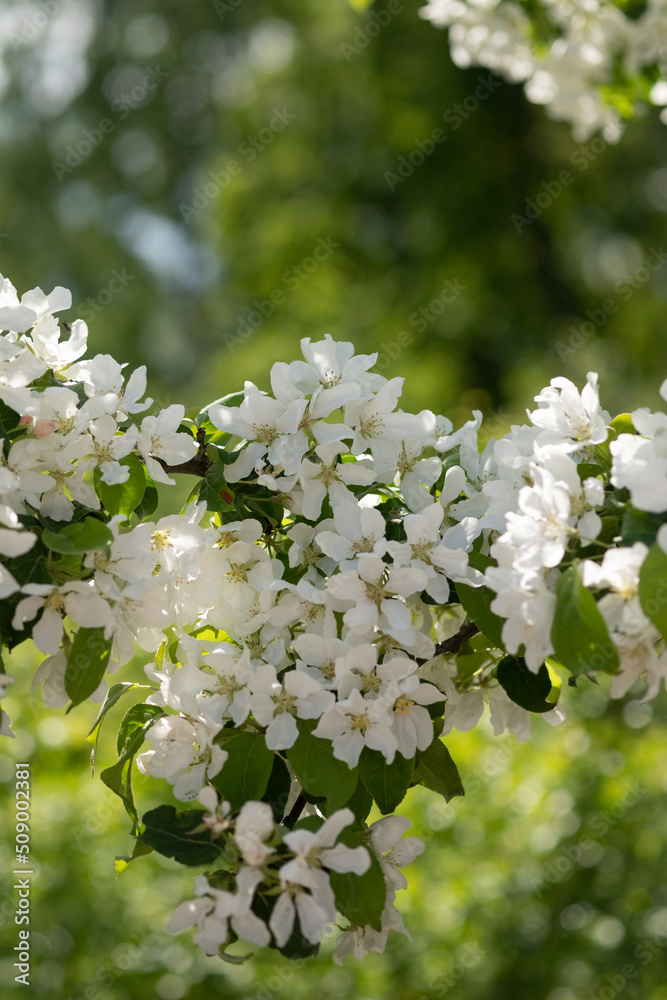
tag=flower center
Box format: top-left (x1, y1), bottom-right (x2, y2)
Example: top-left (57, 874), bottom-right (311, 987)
top-left (252, 423), bottom-right (277, 446)
top-left (359, 414), bottom-right (385, 439)
top-left (271, 689), bottom-right (297, 715)
top-left (348, 711), bottom-right (370, 733)
top-left (352, 534), bottom-right (376, 554)
top-left (394, 695), bottom-right (415, 715)
top-left (151, 529), bottom-right (173, 551)
top-left (320, 370), bottom-right (342, 389)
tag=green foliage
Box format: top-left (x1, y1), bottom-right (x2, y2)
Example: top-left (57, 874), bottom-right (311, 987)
top-left (551, 566), bottom-right (620, 676)
top-left (86, 681), bottom-right (151, 772)
top-left (287, 719), bottom-right (359, 813)
top-left (639, 542), bottom-right (667, 642)
top-left (457, 553), bottom-right (506, 648)
top-left (213, 730), bottom-right (274, 809)
top-left (94, 454), bottom-right (146, 518)
top-left (415, 737), bottom-right (465, 802)
top-left (138, 805), bottom-right (225, 866)
top-left (262, 754), bottom-right (292, 823)
top-left (42, 518), bottom-right (113, 555)
top-left (65, 627), bottom-right (112, 709)
top-left (360, 747), bottom-right (414, 814)
top-left (496, 655), bottom-right (555, 713)
top-left (134, 469), bottom-right (159, 521)
top-left (199, 462), bottom-right (236, 514)
top-left (101, 703), bottom-right (165, 833)
top-left (329, 826), bottom-right (387, 931)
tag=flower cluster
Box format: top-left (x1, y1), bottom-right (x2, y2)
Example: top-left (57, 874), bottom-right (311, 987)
top-left (2, 271), bottom-right (666, 965)
top-left (420, 0), bottom-right (667, 140)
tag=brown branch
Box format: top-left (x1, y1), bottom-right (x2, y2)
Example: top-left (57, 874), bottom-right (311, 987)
top-left (417, 622), bottom-right (479, 665)
top-left (157, 426), bottom-right (212, 478)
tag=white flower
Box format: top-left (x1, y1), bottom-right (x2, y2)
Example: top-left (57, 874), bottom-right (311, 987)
top-left (209, 383), bottom-right (307, 478)
top-left (234, 801), bottom-right (275, 867)
top-left (486, 546), bottom-right (557, 670)
top-left (197, 787), bottom-right (233, 837)
top-left (315, 499), bottom-right (388, 566)
top-left (269, 808), bottom-right (371, 946)
top-left (198, 648), bottom-right (253, 728)
top-left (326, 553), bottom-right (428, 639)
top-left (137, 405), bottom-right (198, 485)
top-left (249, 664), bottom-right (334, 750)
top-left (0, 275), bottom-right (71, 334)
top-left (344, 378), bottom-right (425, 470)
top-left (167, 869), bottom-right (270, 953)
top-left (313, 688), bottom-right (398, 766)
top-left (388, 503), bottom-right (481, 602)
top-left (136, 712), bottom-right (227, 801)
top-left (12, 582), bottom-right (113, 655)
top-left (369, 815), bottom-right (424, 891)
top-left (298, 442), bottom-right (375, 521)
top-left (529, 372), bottom-right (610, 447)
top-left (287, 334), bottom-right (384, 417)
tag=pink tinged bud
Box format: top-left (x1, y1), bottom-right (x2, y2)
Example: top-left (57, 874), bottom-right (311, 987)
top-left (33, 420), bottom-right (56, 438)
top-left (18, 416), bottom-right (32, 426)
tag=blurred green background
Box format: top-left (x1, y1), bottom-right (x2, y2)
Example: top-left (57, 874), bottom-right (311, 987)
top-left (2, 0), bottom-right (667, 997)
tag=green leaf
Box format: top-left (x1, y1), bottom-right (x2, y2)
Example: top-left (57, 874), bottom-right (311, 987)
top-left (286, 720), bottom-right (359, 813)
top-left (42, 518), bottom-right (113, 554)
top-left (138, 806), bottom-right (224, 866)
top-left (551, 566), bottom-right (619, 676)
top-left (116, 703), bottom-right (165, 757)
top-left (347, 778), bottom-right (373, 823)
top-left (212, 730), bottom-right (274, 810)
top-left (496, 655), bottom-right (554, 713)
top-left (621, 509), bottom-right (667, 548)
top-left (134, 469), bottom-right (159, 521)
top-left (115, 838), bottom-right (154, 876)
top-left (639, 542), bottom-right (667, 643)
top-left (577, 463), bottom-right (605, 480)
top-left (456, 552), bottom-right (505, 649)
top-left (65, 627), bottom-right (112, 709)
top-left (360, 747), bottom-right (414, 814)
top-left (199, 462), bottom-right (236, 514)
top-left (0, 400), bottom-right (21, 436)
top-left (94, 453), bottom-right (146, 517)
top-left (101, 756), bottom-right (138, 831)
top-left (101, 704), bottom-right (165, 834)
top-left (329, 828), bottom-right (386, 931)
top-left (86, 682), bottom-right (151, 773)
top-left (415, 738), bottom-right (464, 802)
top-left (262, 754), bottom-right (292, 824)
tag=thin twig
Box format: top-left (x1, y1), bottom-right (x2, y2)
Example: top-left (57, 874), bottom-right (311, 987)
top-left (417, 622), bottom-right (479, 665)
